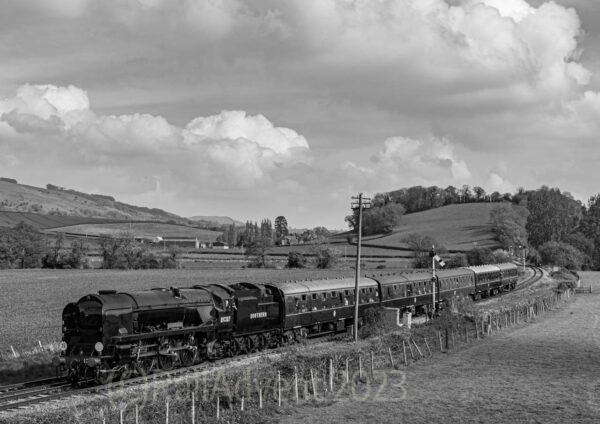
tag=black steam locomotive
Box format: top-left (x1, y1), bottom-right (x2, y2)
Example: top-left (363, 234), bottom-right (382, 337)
top-left (56, 263), bottom-right (518, 383)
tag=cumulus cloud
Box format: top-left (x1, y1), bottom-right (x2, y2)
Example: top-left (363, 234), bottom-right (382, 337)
top-left (373, 135), bottom-right (472, 183)
top-left (0, 83), bottom-right (312, 193)
top-left (487, 172), bottom-right (515, 194)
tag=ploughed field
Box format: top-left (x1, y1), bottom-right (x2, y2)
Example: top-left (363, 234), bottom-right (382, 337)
top-left (279, 271), bottom-right (600, 424)
top-left (0, 268), bottom-right (363, 352)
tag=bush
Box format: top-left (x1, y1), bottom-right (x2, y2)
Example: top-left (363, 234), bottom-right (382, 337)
top-left (445, 253), bottom-right (468, 268)
top-left (286, 251), bottom-right (307, 268)
top-left (539, 241), bottom-right (586, 270)
top-left (466, 247), bottom-right (495, 265)
top-left (313, 246), bottom-right (341, 269)
top-left (492, 249), bottom-right (511, 263)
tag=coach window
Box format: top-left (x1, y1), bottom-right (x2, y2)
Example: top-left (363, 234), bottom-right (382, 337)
top-left (312, 293), bottom-right (317, 300)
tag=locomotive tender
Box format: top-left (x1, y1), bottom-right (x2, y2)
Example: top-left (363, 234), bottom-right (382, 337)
top-left (56, 263), bottom-right (518, 383)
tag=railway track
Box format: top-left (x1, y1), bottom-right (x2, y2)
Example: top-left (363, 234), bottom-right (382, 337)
top-left (0, 350), bottom-right (275, 413)
top-left (516, 265), bottom-right (544, 291)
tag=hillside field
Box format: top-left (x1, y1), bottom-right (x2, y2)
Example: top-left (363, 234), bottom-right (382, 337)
top-left (327, 203), bottom-right (500, 253)
top-left (46, 222), bottom-right (222, 241)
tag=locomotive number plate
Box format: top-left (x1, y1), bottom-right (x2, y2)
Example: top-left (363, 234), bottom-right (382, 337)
top-left (220, 316), bottom-right (231, 323)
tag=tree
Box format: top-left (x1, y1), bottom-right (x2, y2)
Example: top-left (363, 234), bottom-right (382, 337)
top-left (580, 194), bottom-right (600, 268)
top-left (444, 185), bottom-right (459, 205)
top-left (313, 227), bottom-right (330, 242)
top-left (346, 203), bottom-right (405, 236)
top-left (466, 247), bottom-right (495, 265)
top-left (274, 216), bottom-right (289, 244)
top-left (245, 236), bottom-right (272, 268)
top-left (287, 251), bottom-right (307, 268)
top-left (403, 234), bottom-right (443, 268)
top-left (460, 185), bottom-right (472, 203)
top-left (0, 222), bottom-right (45, 268)
top-left (473, 186), bottom-right (486, 202)
top-left (526, 186), bottom-right (582, 247)
top-left (313, 245), bottom-right (340, 269)
top-left (538, 241), bottom-right (586, 270)
top-left (42, 233), bottom-right (66, 269)
top-left (490, 203), bottom-right (529, 249)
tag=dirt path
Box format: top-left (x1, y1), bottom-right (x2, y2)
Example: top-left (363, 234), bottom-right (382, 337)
top-left (279, 272), bottom-right (600, 424)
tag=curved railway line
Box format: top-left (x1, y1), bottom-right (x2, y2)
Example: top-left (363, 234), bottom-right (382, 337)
top-left (0, 265), bottom-right (548, 414)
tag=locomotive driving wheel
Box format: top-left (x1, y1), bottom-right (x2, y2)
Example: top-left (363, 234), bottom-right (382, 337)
top-left (179, 349), bottom-right (195, 367)
top-left (158, 353), bottom-right (176, 371)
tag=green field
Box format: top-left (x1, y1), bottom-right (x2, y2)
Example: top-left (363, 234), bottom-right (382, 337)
top-left (47, 222), bottom-right (221, 240)
top-left (327, 203), bottom-right (500, 253)
top-left (0, 211), bottom-right (116, 230)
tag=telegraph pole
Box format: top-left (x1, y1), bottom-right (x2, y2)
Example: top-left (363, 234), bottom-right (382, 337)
top-left (430, 245), bottom-right (436, 315)
top-left (351, 193), bottom-right (371, 341)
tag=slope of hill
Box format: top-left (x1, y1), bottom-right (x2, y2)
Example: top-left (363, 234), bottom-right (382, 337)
top-left (0, 179), bottom-right (182, 222)
top-left (0, 211), bottom-right (119, 230)
top-left (188, 216), bottom-right (243, 227)
top-left (47, 222), bottom-right (221, 241)
top-left (327, 203), bottom-right (501, 252)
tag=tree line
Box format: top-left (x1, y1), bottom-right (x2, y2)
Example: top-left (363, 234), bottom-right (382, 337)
top-left (221, 216), bottom-right (331, 247)
top-left (0, 222), bottom-right (180, 270)
top-left (0, 223), bottom-right (87, 269)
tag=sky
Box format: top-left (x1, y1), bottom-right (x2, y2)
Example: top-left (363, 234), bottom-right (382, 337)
top-left (1, 0), bottom-right (600, 229)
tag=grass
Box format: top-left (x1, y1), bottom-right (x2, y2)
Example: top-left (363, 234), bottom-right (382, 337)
top-left (0, 211), bottom-right (115, 231)
top-left (46, 222), bottom-right (221, 240)
top-left (325, 203), bottom-right (501, 253)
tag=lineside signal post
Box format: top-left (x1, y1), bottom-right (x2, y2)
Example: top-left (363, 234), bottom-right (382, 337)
top-left (351, 193), bottom-right (371, 342)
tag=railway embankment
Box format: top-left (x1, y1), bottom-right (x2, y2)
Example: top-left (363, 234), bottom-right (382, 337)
top-left (1, 267), bottom-right (584, 424)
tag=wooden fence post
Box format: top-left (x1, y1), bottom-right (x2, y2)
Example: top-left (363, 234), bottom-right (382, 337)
top-left (191, 392), bottom-right (195, 424)
top-left (370, 351), bottom-right (374, 376)
top-left (445, 328), bottom-right (450, 350)
top-left (359, 355), bottom-right (362, 379)
top-left (295, 366), bottom-right (299, 403)
top-left (345, 358), bottom-right (349, 384)
top-left (330, 358), bottom-right (334, 392)
top-left (411, 338), bottom-right (423, 358)
top-left (424, 338), bottom-right (432, 357)
top-left (388, 347), bottom-right (394, 367)
top-left (438, 331), bottom-right (443, 352)
top-left (403, 341), bottom-right (408, 365)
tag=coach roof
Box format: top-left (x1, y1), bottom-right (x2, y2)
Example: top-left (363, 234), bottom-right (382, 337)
top-left (270, 277), bottom-right (377, 295)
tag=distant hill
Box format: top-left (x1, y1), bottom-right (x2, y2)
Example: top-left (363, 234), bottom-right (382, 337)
top-left (326, 203), bottom-right (501, 253)
top-left (0, 179), bottom-right (184, 222)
